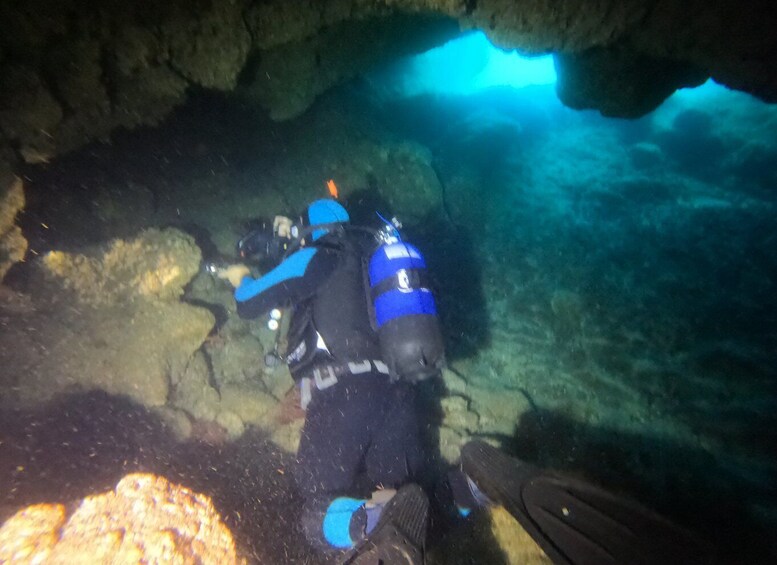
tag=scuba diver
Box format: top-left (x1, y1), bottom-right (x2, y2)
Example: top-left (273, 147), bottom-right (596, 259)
top-left (217, 196), bottom-right (711, 564)
top-left (218, 196), bottom-right (445, 557)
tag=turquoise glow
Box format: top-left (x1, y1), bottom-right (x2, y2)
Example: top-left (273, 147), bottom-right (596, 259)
top-left (393, 31), bottom-right (557, 97)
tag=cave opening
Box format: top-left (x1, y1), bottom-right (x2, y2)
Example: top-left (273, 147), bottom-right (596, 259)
top-left (2, 14), bottom-right (777, 565)
top-left (367, 31), bottom-right (558, 97)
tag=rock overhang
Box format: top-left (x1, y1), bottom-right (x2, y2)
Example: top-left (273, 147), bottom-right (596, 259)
top-left (0, 0), bottom-right (774, 166)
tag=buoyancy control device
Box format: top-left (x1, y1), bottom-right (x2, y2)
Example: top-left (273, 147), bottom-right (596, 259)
top-left (247, 208), bottom-right (445, 382)
top-left (367, 219), bottom-right (445, 382)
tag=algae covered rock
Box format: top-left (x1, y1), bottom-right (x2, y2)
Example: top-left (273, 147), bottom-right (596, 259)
top-left (0, 170), bottom-right (27, 282)
top-left (0, 65), bottom-right (63, 162)
top-left (170, 350), bottom-right (221, 422)
top-left (219, 384), bottom-right (278, 426)
top-left (1, 228), bottom-right (213, 409)
top-left (164, 0), bottom-right (251, 91)
top-left (7, 290), bottom-right (214, 409)
top-left (550, 289), bottom-right (584, 345)
top-left (439, 394), bottom-right (481, 461)
top-left (369, 141), bottom-right (443, 223)
top-left (42, 228), bottom-right (201, 306)
top-left (216, 409), bottom-right (246, 440)
top-left (0, 473), bottom-right (245, 564)
top-left (487, 505), bottom-right (551, 565)
top-left (241, 14), bottom-right (456, 121)
top-left (207, 329), bottom-right (265, 386)
top-left (0, 0), bottom-right (250, 160)
top-left (271, 418), bottom-right (305, 454)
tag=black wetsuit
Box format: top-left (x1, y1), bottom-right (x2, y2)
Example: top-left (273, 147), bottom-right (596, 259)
top-left (235, 229), bottom-right (424, 549)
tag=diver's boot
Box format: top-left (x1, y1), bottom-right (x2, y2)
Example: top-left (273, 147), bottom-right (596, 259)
top-left (340, 483), bottom-right (429, 565)
top-left (461, 440), bottom-right (713, 565)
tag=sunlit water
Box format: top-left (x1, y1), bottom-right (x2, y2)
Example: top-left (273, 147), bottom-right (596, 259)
top-left (2, 35), bottom-right (776, 563)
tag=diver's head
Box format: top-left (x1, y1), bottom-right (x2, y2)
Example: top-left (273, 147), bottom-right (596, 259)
top-left (307, 199), bottom-right (349, 240)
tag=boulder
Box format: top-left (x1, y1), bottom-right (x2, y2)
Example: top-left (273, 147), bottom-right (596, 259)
top-left (0, 229), bottom-right (214, 409)
top-left (0, 473), bottom-right (244, 564)
top-left (0, 170), bottom-right (27, 282)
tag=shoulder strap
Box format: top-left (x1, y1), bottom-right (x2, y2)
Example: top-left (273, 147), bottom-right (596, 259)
top-left (282, 224), bottom-right (380, 260)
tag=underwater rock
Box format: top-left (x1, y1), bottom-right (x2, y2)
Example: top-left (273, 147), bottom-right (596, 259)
top-left (469, 0), bottom-right (777, 107)
top-left (216, 410), bottom-right (245, 441)
top-left (438, 394), bottom-right (481, 462)
top-left (164, 0), bottom-right (250, 91)
top-left (550, 289), bottom-right (584, 345)
top-left (655, 109), bottom-right (728, 180)
top-left (244, 0), bottom-right (328, 49)
top-left (0, 473), bottom-right (244, 564)
top-left (628, 142), bottom-right (665, 171)
top-left (190, 418), bottom-right (231, 446)
top-left (1, 0), bottom-right (776, 162)
top-left (271, 418), bottom-right (305, 454)
top-left (555, 45), bottom-right (707, 118)
top-left (170, 351), bottom-right (285, 444)
top-left (464, 0), bottom-right (646, 55)
top-left (369, 141), bottom-right (443, 222)
top-left (487, 505), bottom-right (551, 565)
top-left (109, 65), bottom-right (189, 134)
top-left (89, 182), bottom-right (156, 239)
top-left (448, 108), bottom-right (524, 157)
top-left (441, 395), bottom-right (480, 434)
top-left (5, 299), bottom-right (214, 409)
top-left (432, 107), bottom-right (526, 224)
top-left (468, 387), bottom-right (534, 438)
top-left (154, 406), bottom-right (194, 442)
top-left (207, 330), bottom-right (265, 387)
top-left (170, 350), bottom-right (222, 422)
top-left (0, 64), bottom-right (63, 163)
top-left (1, 228), bottom-right (214, 409)
top-left (43, 37), bottom-right (113, 147)
top-left (41, 228), bottom-right (201, 305)
top-left (0, 171), bottom-right (27, 282)
top-left (219, 384), bottom-right (279, 427)
top-left (0, 1), bottom-right (248, 161)
top-left (274, 386), bottom-right (307, 425)
top-left (0, 503), bottom-right (66, 564)
top-left (438, 425), bottom-right (468, 463)
top-left (610, 178), bottom-right (674, 206)
top-left (441, 367), bottom-right (469, 396)
top-left (239, 14), bottom-right (457, 120)
top-left (437, 170), bottom-right (486, 227)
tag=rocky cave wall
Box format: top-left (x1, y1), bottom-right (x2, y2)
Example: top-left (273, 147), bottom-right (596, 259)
top-left (1, 0), bottom-right (776, 277)
top-left (2, 0), bottom-right (776, 166)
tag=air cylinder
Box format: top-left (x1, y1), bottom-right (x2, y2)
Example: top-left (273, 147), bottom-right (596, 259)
top-left (368, 242), bottom-right (444, 381)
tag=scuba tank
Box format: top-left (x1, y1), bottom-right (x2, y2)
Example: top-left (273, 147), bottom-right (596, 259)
top-left (367, 217), bottom-right (445, 382)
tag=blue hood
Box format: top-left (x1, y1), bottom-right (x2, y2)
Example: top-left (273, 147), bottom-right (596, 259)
top-left (307, 199), bottom-right (350, 240)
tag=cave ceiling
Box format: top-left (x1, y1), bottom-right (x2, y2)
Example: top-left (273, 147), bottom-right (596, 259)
top-left (0, 0), bottom-right (775, 167)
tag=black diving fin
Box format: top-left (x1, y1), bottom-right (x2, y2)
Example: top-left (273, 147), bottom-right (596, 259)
top-left (461, 440), bottom-right (714, 565)
top-left (339, 483), bottom-right (429, 565)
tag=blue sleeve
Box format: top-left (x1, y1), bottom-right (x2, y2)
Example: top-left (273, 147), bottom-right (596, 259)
top-left (234, 247), bottom-right (320, 318)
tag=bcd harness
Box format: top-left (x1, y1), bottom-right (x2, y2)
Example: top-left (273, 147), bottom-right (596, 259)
top-left (278, 222), bottom-right (445, 396)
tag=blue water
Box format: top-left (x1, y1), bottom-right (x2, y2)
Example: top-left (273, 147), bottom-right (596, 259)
top-left (3, 38), bottom-right (776, 562)
top-left (360, 64), bottom-right (777, 560)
